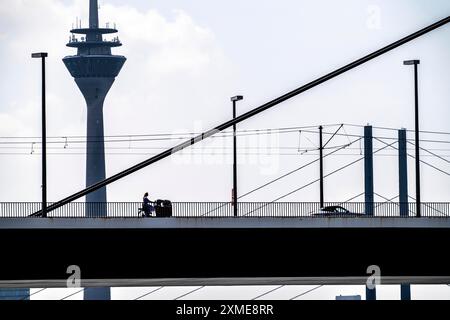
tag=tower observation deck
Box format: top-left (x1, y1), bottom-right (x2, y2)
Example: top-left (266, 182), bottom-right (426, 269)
top-left (63, 0), bottom-right (126, 218)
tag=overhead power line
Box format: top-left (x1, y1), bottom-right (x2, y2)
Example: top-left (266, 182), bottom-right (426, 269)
top-left (343, 123), bottom-right (450, 136)
top-left (270, 141), bottom-right (397, 202)
top-left (300, 129), bottom-right (450, 145)
top-left (0, 124), bottom-right (337, 140)
top-left (375, 138), bottom-right (450, 176)
top-left (1, 123), bottom-right (449, 141)
top-left (2, 152), bottom-right (449, 157)
top-left (1, 124), bottom-right (450, 145)
top-left (407, 141), bottom-right (450, 164)
top-left (239, 137), bottom-right (361, 199)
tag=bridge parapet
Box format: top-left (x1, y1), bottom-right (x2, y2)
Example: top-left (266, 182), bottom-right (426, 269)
top-left (0, 202), bottom-right (448, 218)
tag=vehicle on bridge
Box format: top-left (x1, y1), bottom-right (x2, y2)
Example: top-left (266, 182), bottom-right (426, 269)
top-left (312, 205), bottom-right (364, 217)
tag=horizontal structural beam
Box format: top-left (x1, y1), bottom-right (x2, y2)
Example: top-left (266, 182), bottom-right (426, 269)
top-left (3, 276), bottom-right (450, 289)
top-left (3, 217), bottom-right (450, 229)
top-left (2, 228), bottom-right (450, 283)
top-left (33, 16), bottom-right (450, 216)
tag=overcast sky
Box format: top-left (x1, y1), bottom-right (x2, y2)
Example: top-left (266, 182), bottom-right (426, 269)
top-left (1, 0), bottom-right (449, 299)
top-left (0, 0), bottom-right (449, 204)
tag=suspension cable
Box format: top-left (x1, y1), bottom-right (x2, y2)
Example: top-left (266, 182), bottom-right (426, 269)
top-left (289, 285), bottom-right (324, 300)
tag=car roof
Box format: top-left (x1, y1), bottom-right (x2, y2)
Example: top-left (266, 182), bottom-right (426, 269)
top-left (322, 205), bottom-right (348, 211)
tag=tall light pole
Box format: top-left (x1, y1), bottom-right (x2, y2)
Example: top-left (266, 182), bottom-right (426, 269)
top-left (32, 52), bottom-right (48, 218)
top-left (231, 95), bottom-right (244, 217)
top-left (403, 59), bottom-right (421, 217)
top-left (319, 125), bottom-right (324, 208)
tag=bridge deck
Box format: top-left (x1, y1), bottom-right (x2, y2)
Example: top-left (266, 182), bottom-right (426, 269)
top-left (1, 217), bottom-right (450, 229)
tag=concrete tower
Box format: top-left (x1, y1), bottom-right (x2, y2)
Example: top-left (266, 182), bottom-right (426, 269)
top-left (63, 0), bottom-right (125, 216)
top-left (63, 0), bottom-right (125, 300)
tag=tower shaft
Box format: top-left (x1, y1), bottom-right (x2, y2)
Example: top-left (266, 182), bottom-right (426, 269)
top-left (75, 78), bottom-right (115, 216)
top-left (63, 0), bottom-right (126, 301)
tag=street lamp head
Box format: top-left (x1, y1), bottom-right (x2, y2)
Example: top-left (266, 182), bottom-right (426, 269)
top-left (403, 60), bottom-right (420, 65)
top-left (31, 52), bottom-right (48, 58)
top-left (231, 95), bottom-right (244, 102)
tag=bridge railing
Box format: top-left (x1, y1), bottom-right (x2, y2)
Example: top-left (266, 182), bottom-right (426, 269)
top-left (0, 202), bottom-right (449, 218)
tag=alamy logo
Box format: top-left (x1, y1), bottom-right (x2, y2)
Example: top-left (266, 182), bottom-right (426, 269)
top-left (66, 265), bottom-right (81, 288)
top-left (366, 265), bottom-right (381, 289)
top-left (366, 5), bottom-right (382, 30)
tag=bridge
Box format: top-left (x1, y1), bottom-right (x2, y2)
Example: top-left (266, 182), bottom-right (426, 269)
top-left (1, 200), bottom-right (450, 290)
top-left (1, 15), bottom-right (449, 299)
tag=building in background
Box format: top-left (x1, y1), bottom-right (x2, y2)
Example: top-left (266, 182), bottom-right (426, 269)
top-left (336, 295), bottom-right (362, 300)
top-left (0, 288), bottom-right (29, 300)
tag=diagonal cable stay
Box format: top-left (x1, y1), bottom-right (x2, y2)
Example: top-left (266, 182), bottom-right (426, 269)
top-left (375, 138), bottom-right (449, 176)
top-left (134, 286), bottom-right (164, 300)
top-left (242, 141), bottom-right (397, 216)
top-left (408, 195), bottom-right (449, 217)
top-left (252, 285), bottom-right (285, 300)
top-left (289, 285), bottom-right (324, 300)
top-left (407, 141), bottom-right (450, 164)
top-left (21, 288), bottom-right (48, 300)
top-left (174, 286), bottom-right (205, 300)
top-left (60, 288), bottom-right (84, 300)
top-left (200, 137), bottom-right (361, 217)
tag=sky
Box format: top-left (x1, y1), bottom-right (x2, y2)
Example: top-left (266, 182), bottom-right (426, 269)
top-left (0, 0), bottom-right (449, 299)
top-left (0, 0), bottom-right (449, 204)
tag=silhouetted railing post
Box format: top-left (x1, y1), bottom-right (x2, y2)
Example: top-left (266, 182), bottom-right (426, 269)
top-left (2, 201), bottom-right (450, 218)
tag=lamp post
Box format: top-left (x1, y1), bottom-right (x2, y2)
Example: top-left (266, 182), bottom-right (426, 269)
top-left (231, 95), bottom-right (244, 217)
top-left (319, 126), bottom-right (324, 208)
top-left (403, 59), bottom-right (421, 217)
top-left (32, 52), bottom-right (48, 218)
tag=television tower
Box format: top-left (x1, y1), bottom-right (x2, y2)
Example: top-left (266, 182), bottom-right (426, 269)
top-left (63, 0), bottom-right (126, 300)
